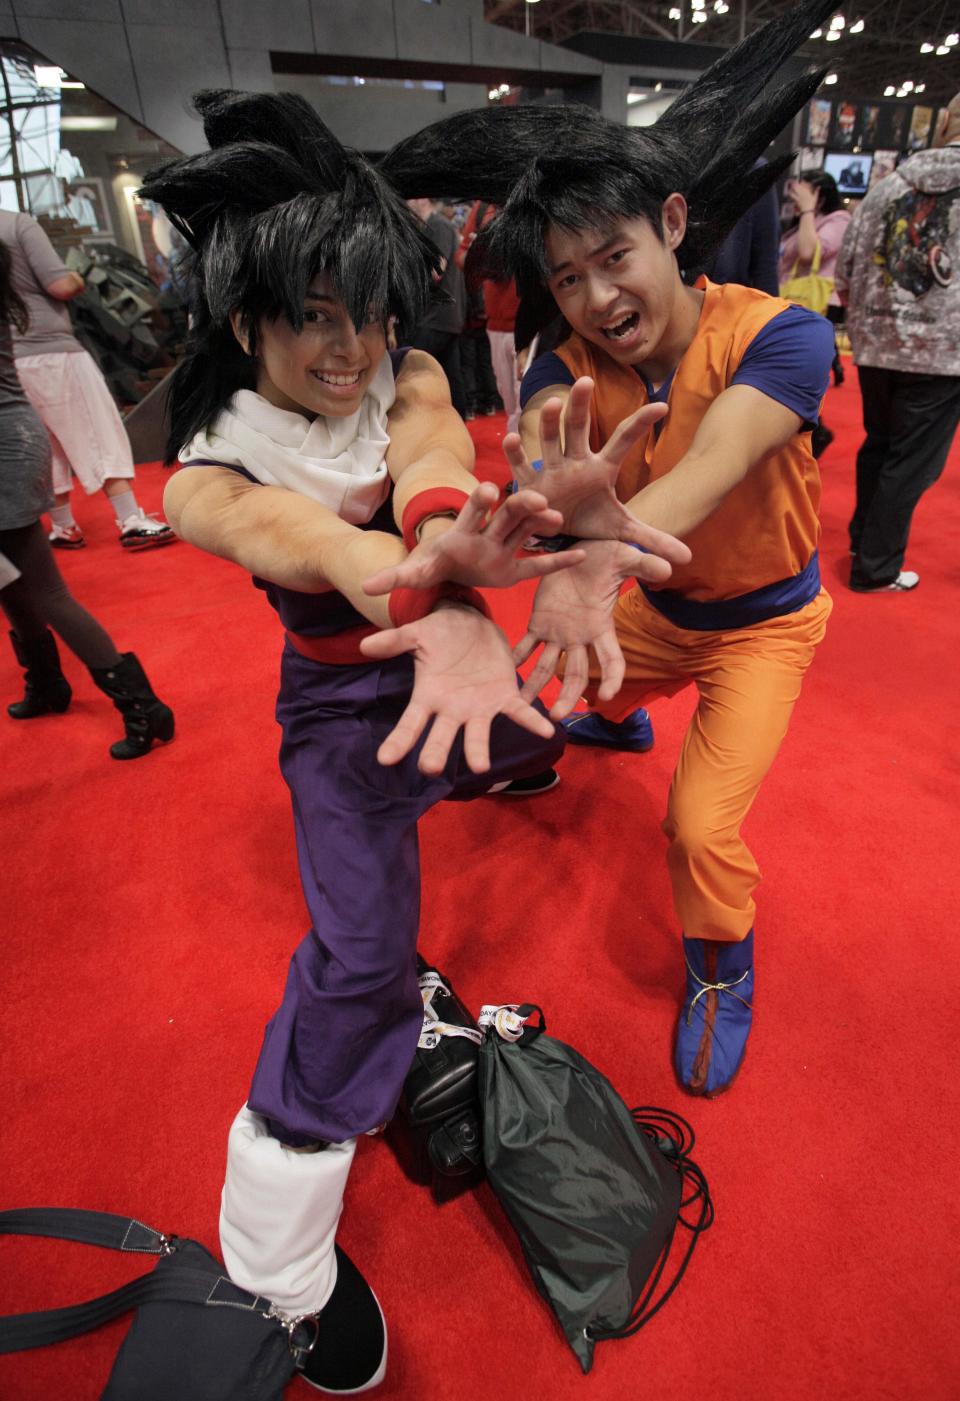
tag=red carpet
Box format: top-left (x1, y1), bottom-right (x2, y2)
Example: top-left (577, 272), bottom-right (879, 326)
top-left (1, 372), bottom-right (958, 1399)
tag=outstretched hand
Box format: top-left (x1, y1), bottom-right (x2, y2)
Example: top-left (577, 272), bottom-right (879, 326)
top-left (359, 602), bottom-right (555, 774)
top-left (514, 539), bottom-right (658, 719)
top-left (503, 376), bottom-right (691, 567)
top-left (362, 480), bottom-right (585, 596)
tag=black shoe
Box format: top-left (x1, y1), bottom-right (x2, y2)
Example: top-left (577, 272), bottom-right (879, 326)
top-left (487, 768), bottom-right (559, 796)
top-left (7, 629), bottom-right (72, 718)
top-left (298, 1246), bottom-right (387, 1394)
top-left (89, 651), bottom-right (174, 759)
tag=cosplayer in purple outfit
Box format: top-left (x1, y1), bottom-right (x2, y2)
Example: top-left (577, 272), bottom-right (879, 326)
top-left (142, 90), bottom-right (685, 1394)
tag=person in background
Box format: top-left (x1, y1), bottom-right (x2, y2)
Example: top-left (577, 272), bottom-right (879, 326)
top-left (456, 201), bottom-right (521, 432)
top-left (779, 169), bottom-right (851, 452)
top-left (0, 240), bottom-right (174, 758)
top-left (835, 92), bottom-right (960, 593)
top-left (404, 197), bottom-right (468, 417)
top-left (458, 277), bottom-right (501, 420)
top-left (0, 207), bottom-right (176, 551)
top-left (706, 177), bottom-right (781, 296)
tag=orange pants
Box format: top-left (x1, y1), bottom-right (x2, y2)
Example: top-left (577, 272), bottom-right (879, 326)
top-left (584, 586), bottom-right (832, 943)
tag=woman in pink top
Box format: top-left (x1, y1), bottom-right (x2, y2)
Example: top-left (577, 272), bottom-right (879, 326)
top-left (780, 169), bottom-right (851, 455)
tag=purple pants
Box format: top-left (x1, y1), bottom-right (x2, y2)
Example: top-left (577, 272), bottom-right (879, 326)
top-left (247, 642), bottom-right (564, 1146)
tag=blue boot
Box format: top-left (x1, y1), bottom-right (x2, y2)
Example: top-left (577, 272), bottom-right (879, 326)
top-left (560, 708), bottom-right (654, 752)
top-left (675, 931), bottom-right (754, 1096)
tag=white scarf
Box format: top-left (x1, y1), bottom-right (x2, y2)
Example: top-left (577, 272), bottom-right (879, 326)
top-left (179, 354), bottom-right (396, 525)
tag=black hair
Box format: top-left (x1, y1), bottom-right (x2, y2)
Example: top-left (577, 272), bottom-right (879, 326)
top-left (380, 0), bottom-right (839, 344)
top-left (798, 168), bottom-right (842, 215)
top-left (139, 90), bottom-right (441, 462)
top-left (0, 241), bottom-right (29, 334)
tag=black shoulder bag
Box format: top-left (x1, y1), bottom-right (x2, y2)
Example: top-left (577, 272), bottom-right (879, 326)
top-left (0, 1208), bottom-right (315, 1400)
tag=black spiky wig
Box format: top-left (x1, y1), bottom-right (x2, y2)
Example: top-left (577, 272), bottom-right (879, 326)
top-left (380, 0), bottom-right (838, 347)
top-left (139, 90), bottom-right (441, 462)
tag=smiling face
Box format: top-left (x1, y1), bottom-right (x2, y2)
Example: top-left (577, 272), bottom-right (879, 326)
top-left (233, 274), bottom-right (388, 419)
top-left (544, 196), bottom-right (692, 371)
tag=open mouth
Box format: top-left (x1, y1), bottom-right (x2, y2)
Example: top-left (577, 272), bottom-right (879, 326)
top-left (601, 312), bottom-right (640, 342)
top-left (313, 370), bottom-right (363, 387)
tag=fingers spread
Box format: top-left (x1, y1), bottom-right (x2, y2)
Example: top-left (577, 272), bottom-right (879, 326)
top-left (538, 397), bottom-right (564, 467)
top-left (562, 378), bottom-right (594, 459)
top-left (604, 401), bottom-right (669, 469)
top-left (456, 481), bottom-right (500, 534)
top-left (417, 714), bottom-right (461, 775)
top-left (512, 631), bottom-right (538, 666)
top-left (593, 629), bottom-right (626, 702)
top-left (518, 643), bottom-right (561, 702)
top-left (504, 695), bottom-right (557, 740)
top-left (462, 715), bottom-right (492, 774)
top-left (376, 699), bottom-right (429, 765)
top-left (549, 645), bottom-right (589, 718)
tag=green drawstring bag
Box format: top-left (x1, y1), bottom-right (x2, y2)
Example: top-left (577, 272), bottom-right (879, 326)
top-left (478, 1004), bottom-right (713, 1374)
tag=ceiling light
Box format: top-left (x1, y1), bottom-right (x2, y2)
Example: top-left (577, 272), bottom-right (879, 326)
top-left (884, 85), bottom-right (896, 96)
top-left (849, 19), bottom-right (864, 33)
top-left (825, 30), bottom-right (840, 40)
top-left (627, 92), bottom-right (646, 104)
top-left (498, 83), bottom-right (510, 93)
top-left (692, 11), bottom-right (707, 21)
top-left (920, 42), bottom-right (934, 52)
top-left (915, 83), bottom-right (926, 93)
top-left (830, 14), bottom-right (845, 28)
top-left (902, 80), bottom-right (914, 92)
top-left (824, 73), bottom-right (838, 85)
top-left (669, 6), bottom-right (681, 16)
top-left (810, 28), bottom-right (822, 38)
top-left (488, 89), bottom-right (499, 100)
top-left (936, 44), bottom-right (950, 54)
top-left (655, 81), bottom-right (662, 91)
top-left (691, 0), bottom-right (705, 10)
top-left (946, 33), bottom-right (959, 44)
top-left (60, 116), bottom-right (117, 131)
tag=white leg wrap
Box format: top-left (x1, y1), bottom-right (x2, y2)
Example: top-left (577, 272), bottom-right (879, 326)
top-left (219, 1105), bottom-right (356, 1316)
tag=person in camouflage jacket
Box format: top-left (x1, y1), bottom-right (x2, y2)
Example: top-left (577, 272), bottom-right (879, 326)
top-left (835, 95), bottom-right (960, 591)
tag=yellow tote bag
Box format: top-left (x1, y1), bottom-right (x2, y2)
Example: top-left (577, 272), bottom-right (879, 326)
top-left (779, 238), bottom-right (833, 315)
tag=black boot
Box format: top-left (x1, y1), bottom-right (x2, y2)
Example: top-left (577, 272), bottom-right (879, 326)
top-left (89, 652), bottom-right (174, 760)
top-left (7, 630), bottom-right (72, 719)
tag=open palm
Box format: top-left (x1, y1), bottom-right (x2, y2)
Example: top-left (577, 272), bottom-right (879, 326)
top-left (514, 540), bottom-right (654, 718)
top-left (503, 376), bottom-right (691, 568)
top-left (360, 603), bottom-right (555, 774)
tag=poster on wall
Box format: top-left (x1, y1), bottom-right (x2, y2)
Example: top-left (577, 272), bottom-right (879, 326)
top-left (831, 101), bottom-right (858, 148)
top-left (859, 104), bottom-right (880, 147)
top-left (909, 106), bottom-right (934, 149)
top-left (794, 145), bottom-right (825, 174)
top-left (869, 149), bottom-right (899, 187)
top-left (805, 98), bottom-right (832, 144)
top-left (878, 105), bottom-right (910, 149)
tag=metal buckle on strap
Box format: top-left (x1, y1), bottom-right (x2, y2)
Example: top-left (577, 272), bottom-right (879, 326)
top-left (684, 960), bottom-right (752, 1026)
top-left (264, 1305), bottom-right (320, 1364)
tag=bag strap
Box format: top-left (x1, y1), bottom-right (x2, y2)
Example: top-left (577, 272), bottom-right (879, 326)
top-left (0, 1210), bottom-right (271, 1354)
top-left (0, 1208), bottom-right (168, 1254)
top-left (789, 235), bottom-right (823, 279)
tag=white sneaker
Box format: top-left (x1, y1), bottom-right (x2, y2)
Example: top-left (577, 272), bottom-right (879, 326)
top-left (118, 509), bottom-right (176, 551)
top-left (850, 569), bottom-right (919, 593)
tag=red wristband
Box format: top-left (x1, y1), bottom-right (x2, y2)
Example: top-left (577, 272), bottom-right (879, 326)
top-left (388, 584), bottom-right (491, 629)
top-left (401, 487), bottom-right (470, 552)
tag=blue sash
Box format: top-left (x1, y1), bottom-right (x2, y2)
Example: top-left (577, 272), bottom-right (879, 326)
top-left (641, 551), bottom-right (821, 631)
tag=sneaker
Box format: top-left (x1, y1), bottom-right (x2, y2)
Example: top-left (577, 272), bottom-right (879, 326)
top-left (849, 570), bottom-right (919, 593)
top-left (675, 932), bottom-right (754, 1097)
top-left (48, 522), bottom-right (86, 550)
top-left (297, 1245), bottom-right (387, 1394)
top-left (118, 509), bottom-right (177, 551)
top-left (487, 768), bottom-right (560, 796)
top-left (561, 708), bottom-right (654, 753)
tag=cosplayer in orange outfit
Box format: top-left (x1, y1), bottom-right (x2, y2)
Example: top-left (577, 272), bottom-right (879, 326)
top-left (381, 0), bottom-right (839, 1097)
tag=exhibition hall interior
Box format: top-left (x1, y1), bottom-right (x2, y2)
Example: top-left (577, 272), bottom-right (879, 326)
top-left (1, 2), bottom-right (956, 1399)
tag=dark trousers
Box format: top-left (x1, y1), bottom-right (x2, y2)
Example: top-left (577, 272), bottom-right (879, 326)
top-left (459, 325), bottom-right (499, 412)
top-left (408, 327), bottom-right (467, 417)
top-left (248, 644), bottom-right (565, 1146)
top-left (849, 365), bottom-right (960, 587)
top-left (0, 520), bottom-right (118, 668)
